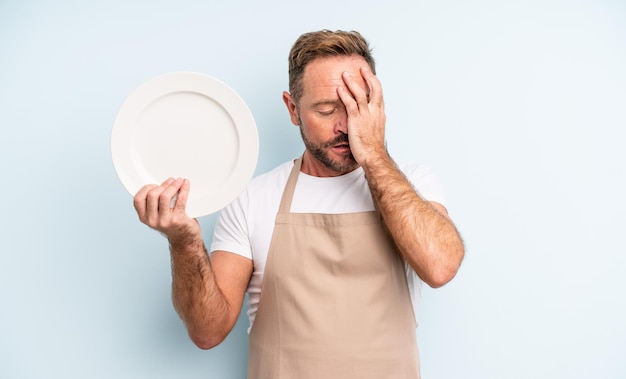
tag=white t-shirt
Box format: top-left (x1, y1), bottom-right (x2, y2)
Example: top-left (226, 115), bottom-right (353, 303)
top-left (210, 159), bottom-right (447, 332)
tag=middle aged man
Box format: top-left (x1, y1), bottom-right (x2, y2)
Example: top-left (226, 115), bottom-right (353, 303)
top-left (134, 29), bottom-right (465, 378)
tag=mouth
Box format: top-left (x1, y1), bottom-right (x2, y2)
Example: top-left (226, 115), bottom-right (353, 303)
top-left (332, 142), bottom-right (350, 153)
top-left (326, 134), bottom-right (350, 152)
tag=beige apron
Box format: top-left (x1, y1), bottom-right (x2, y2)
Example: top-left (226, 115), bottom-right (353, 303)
top-left (248, 157), bottom-right (420, 379)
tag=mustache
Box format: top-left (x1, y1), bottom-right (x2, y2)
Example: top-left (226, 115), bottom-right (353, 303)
top-left (322, 134), bottom-right (349, 148)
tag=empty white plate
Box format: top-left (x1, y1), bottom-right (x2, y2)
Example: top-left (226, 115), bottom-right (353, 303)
top-left (111, 72), bottom-right (259, 218)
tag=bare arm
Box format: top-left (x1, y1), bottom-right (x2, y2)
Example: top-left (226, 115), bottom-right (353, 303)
top-left (337, 68), bottom-right (464, 288)
top-left (170, 243), bottom-right (252, 349)
top-left (134, 178), bottom-right (252, 348)
top-left (361, 154), bottom-right (464, 287)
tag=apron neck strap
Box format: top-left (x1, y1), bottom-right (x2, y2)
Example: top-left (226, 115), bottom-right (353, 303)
top-left (278, 155), bottom-right (303, 214)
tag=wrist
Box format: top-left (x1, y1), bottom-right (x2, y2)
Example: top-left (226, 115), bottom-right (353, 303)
top-left (167, 222), bottom-right (203, 253)
top-left (360, 147), bottom-right (393, 172)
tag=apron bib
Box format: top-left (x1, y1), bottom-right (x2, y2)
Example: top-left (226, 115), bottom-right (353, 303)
top-left (248, 157), bottom-right (420, 379)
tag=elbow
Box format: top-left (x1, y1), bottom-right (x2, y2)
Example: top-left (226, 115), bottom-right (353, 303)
top-left (425, 268), bottom-right (457, 288)
top-left (424, 247), bottom-right (465, 289)
top-left (189, 331), bottom-right (227, 350)
top-left (177, 306), bottom-right (237, 350)
top-left (187, 322), bottom-right (231, 350)
top-left (178, 306), bottom-right (238, 350)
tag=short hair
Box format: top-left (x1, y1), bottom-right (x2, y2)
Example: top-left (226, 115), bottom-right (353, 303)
top-left (287, 30), bottom-right (376, 105)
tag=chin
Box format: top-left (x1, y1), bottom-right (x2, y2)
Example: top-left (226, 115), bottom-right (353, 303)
top-left (328, 156), bottom-right (359, 173)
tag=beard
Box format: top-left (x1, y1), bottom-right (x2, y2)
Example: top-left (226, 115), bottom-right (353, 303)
top-left (299, 128), bottom-right (359, 174)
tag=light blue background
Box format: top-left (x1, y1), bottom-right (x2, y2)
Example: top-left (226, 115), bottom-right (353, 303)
top-left (1, 0), bottom-right (625, 378)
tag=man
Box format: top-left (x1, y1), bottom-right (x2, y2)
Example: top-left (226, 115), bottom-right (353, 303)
top-left (134, 30), bottom-right (464, 378)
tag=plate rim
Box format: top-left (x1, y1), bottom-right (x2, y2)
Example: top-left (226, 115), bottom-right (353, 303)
top-left (111, 71), bottom-right (259, 217)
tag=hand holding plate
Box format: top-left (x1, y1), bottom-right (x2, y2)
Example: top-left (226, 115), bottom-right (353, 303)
top-left (133, 178), bottom-right (201, 247)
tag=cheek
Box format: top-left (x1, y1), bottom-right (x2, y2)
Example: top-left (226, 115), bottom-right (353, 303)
top-left (303, 118), bottom-right (330, 137)
top-left (300, 114), bottom-right (320, 131)
top-left (299, 118), bottom-right (326, 143)
top-left (301, 112), bottom-right (338, 130)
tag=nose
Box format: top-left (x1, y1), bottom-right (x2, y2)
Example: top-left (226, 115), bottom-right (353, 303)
top-left (334, 108), bottom-right (348, 134)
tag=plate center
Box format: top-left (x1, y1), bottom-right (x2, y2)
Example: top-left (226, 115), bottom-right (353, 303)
top-left (132, 91), bottom-right (239, 192)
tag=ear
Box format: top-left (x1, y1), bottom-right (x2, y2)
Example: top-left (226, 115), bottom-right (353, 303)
top-left (282, 91), bottom-right (301, 126)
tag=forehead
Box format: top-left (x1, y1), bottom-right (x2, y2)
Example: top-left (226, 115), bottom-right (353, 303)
top-left (300, 55), bottom-right (369, 103)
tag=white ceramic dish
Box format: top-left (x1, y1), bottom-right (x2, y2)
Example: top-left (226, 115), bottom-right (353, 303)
top-left (111, 72), bottom-right (258, 218)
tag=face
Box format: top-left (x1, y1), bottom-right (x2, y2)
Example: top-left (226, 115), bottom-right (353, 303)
top-left (283, 55), bottom-right (370, 177)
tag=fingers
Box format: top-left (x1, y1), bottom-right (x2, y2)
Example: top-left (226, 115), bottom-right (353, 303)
top-left (339, 68), bottom-right (382, 107)
top-left (174, 178), bottom-right (191, 212)
top-left (133, 183), bottom-right (158, 219)
top-left (133, 177), bottom-right (189, 228)
top-left (158, 178), bottom-right (184, 215)
top-left (145, 178), bottom-right (175, 220)
top-left (360, 67), bottom-right (383, 106)
top-left (336, 67), bottom-right (387, 164)
top-left (338, 72), bottom-right (363, 113)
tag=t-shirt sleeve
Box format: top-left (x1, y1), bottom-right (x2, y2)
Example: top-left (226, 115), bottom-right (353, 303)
top-left (401, 163), bottom-right (449, 319)
top-left (402, 163), bottom-right (448, 208)
top-left (209, 190), bottom-right (253, 260)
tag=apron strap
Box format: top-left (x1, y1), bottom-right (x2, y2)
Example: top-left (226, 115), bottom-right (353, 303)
top-left (277, 155), bottom-right (303, 214)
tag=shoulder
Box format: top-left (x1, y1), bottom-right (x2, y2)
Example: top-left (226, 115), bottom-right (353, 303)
top-left (397, 162), bottom-right (447, 207)
top-left (244, 160), bottom-right (294, 197)
top-left (210, 159), bottom-right (295, 256)
top-left (397, 162), bottom-right (434, 180)
top-left (249, 160), bottom-right (294, 186)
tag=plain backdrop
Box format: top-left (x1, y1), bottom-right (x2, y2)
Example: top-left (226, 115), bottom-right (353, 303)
top-left (1, 0), bottom-right (625, 378)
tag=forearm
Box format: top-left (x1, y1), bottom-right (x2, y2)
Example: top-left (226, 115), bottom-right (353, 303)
top-left (169, 237), bottom-right (231, 349)
top-left (133, 178), bottom-right (239, 348)
top-left (362, 153), bottom-right (464, 288)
